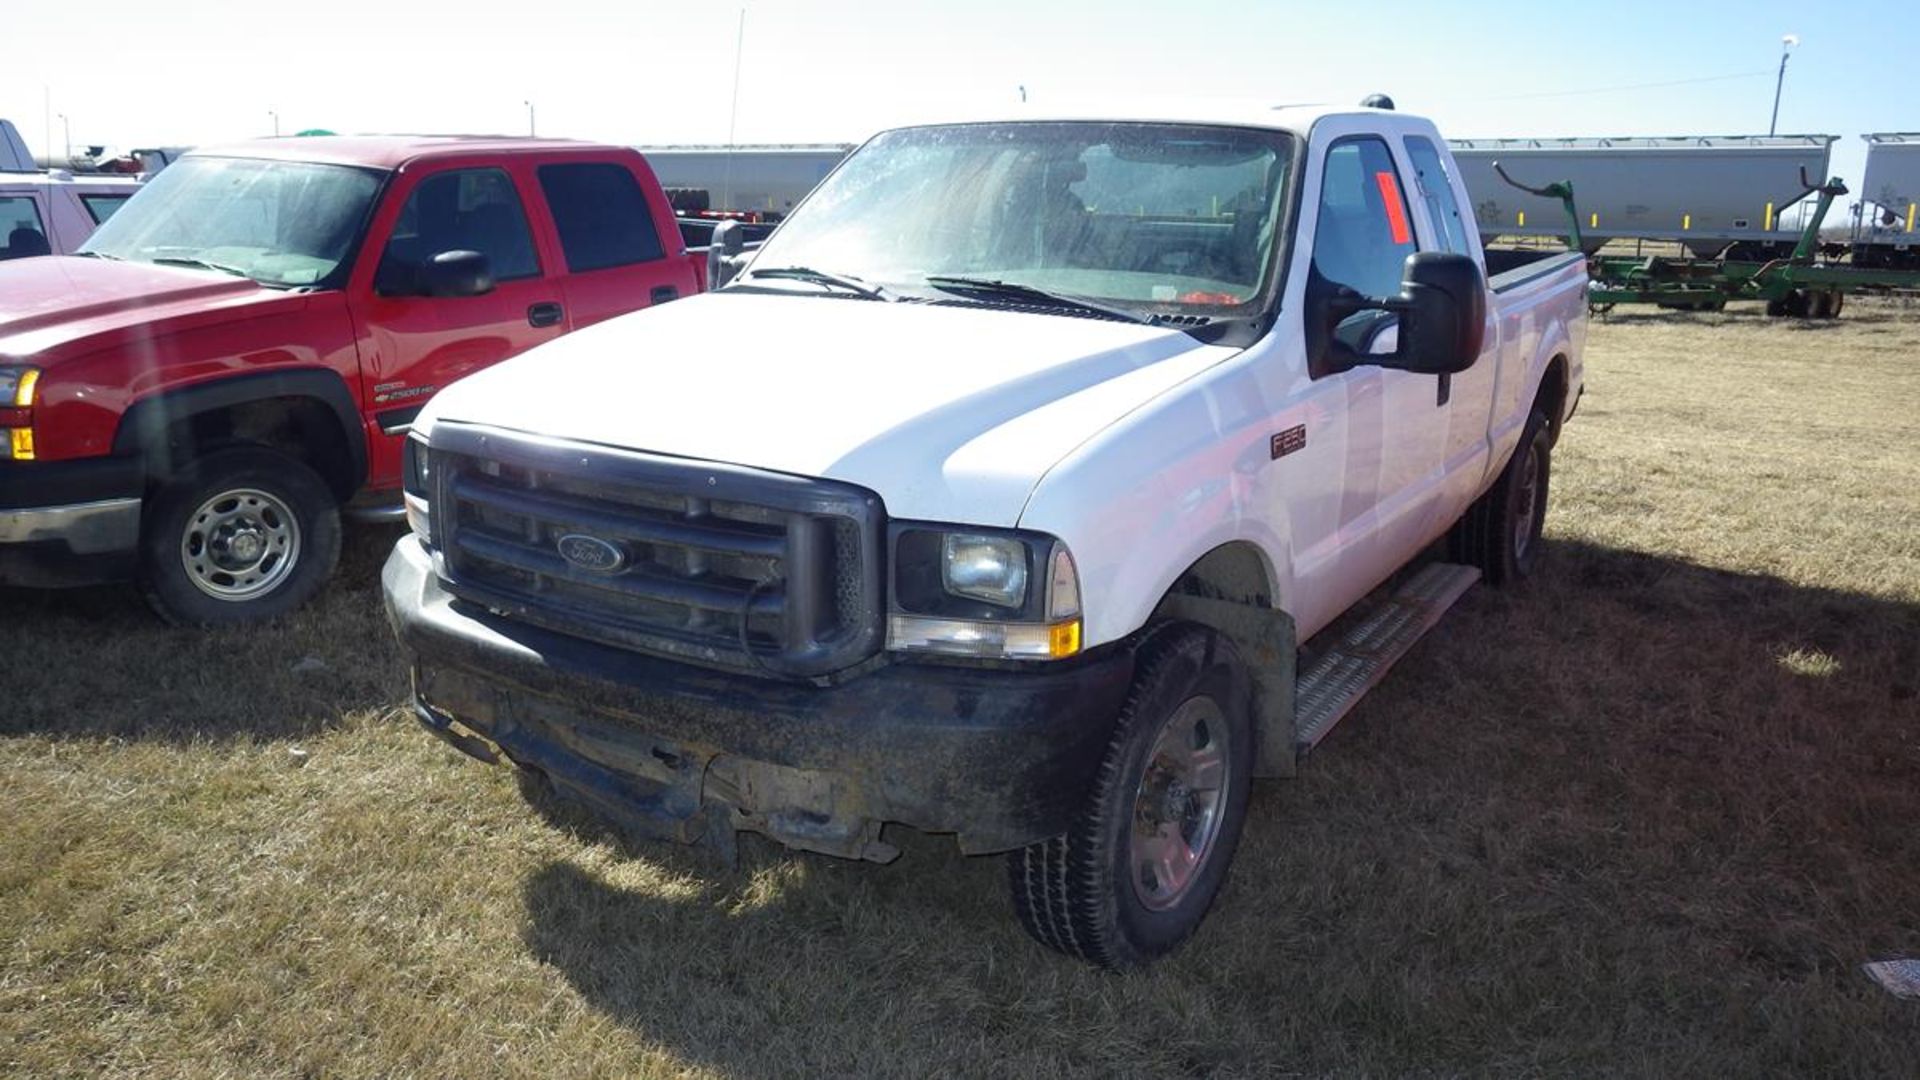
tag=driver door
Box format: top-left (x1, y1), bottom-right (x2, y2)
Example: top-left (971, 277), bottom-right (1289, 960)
top-left (1293, 134), bottom-right (1453, 622)
top-left (347, 163), bottom-right (566, 482)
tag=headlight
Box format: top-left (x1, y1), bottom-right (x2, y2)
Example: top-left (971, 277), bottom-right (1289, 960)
top-left (0, 367), bottom-right (39, 406)
top-left (942, 534), bottom-right (1028, 607)
top-left (402, 435), bottom-right (432, 543)
top-left (888, 524), bottom-right (1082, 660)
top-left (0, 366), bottom-right (41, 461)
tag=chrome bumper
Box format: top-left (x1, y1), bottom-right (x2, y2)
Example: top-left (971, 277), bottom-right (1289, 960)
top-left (0, 497), bottom-right (142, 554)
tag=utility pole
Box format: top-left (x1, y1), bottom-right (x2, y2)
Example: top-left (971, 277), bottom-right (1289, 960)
top-left (1769, 33), bottom-right (1799, 137)
top-left (723, 6), bottom-right (746, 210)
top-left (269, 109), bottom-right (280, 137)
top-left (524, 100), bottom-right (536, 136)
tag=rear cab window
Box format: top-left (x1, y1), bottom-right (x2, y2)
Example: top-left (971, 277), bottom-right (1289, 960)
top-left (1, 194), bottom-right (49, 259)
top-left (80, 193), bottom-right (132, 225)
top-left (1403, 137), bottom-right (1471, 254)
top-left (537, 162), bottom-right (666, 272)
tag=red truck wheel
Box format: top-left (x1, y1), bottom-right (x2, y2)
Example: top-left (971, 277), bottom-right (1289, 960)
top-left (137, 447), bottom-right (342, 626)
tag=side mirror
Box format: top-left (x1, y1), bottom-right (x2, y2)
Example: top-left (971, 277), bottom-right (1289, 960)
top-left (1378, 251), bottom-right (1486, 375)
top-left (706, 221), bottom-right (748, 289)
top-left (418, 249), bottom-right (494, 298)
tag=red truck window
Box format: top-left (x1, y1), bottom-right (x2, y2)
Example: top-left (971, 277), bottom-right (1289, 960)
top-left (380, 168), bottom-right (541, 283)
top-left (537, 163), bottom-right (665, 272)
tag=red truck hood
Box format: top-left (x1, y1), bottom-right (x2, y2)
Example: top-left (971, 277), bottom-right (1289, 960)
top-left (0, 256), bottom-right (289, 364)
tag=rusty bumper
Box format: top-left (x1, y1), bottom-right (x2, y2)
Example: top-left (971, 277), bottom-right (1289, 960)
top-left (383, 535), bottom-right (1134, 861)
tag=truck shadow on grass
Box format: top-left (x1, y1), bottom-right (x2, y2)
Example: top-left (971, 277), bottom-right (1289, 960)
top-left (515, 537), bottom-right (1919, 1077)
top-left (0, 524), bottom-right (408, 741)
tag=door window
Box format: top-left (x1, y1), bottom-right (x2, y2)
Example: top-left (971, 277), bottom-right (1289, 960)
top-left (1311, 137), bottom-right (1417, 299)
top-left (379, 168), bottom-right (540, 286)
top-left (537, 163), bottom-right (665, 272)
top-left (0, 196), bottom-right (49, 259)
top-left (1404, 137), bottom-right (1470, 254)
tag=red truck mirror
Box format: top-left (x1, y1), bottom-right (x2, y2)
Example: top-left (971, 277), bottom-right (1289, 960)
top-left (418, 249), bottom-right (495, 298)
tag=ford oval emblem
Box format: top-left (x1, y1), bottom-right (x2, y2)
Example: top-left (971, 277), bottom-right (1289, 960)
top-left (556, 533), bottom-right (626, 574)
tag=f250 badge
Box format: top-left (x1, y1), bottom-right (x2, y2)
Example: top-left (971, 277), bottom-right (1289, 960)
top-left (556, 534), bottom-right (627, 574)
top-left (1270, 425), bottom-right (1307, 460)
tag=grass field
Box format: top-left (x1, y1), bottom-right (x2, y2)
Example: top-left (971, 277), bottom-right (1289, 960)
top-left (4, 300), bottom-right (1918, 1078)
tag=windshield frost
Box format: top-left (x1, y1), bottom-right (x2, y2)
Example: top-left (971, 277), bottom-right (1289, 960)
top-left (747, 122), bottom-right (1296, 316)
top-left (80, 156), bottom-right (381, 287)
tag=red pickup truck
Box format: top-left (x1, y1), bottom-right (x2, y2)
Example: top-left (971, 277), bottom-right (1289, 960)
top-left (0, 135), bottom-right (702, 623)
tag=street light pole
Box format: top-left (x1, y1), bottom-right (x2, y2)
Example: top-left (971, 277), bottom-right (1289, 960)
top-left (1769, 33), bottom-right (1799, 137)
top-left (57, 113), bottom-right (70, 160)
top-left (524, 100), bottom-right (535, 136)
top-left (269, 110), bottom-right (279, 137)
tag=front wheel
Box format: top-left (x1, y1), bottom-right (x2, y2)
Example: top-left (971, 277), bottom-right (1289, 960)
top-left (1008, 626), bottom-right (1253, 968)
top-left (138, 447), bottom-right (342, 626)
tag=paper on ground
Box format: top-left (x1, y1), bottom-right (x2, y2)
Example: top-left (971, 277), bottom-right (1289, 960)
top-left (1862, 959), bottom-right (1920, 999)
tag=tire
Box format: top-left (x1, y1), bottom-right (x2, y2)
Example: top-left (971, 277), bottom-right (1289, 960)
top-left (1008, 626), bottom-right (1253, 969)
top-left (137, 447), bottom-right (342, 626)
top-left (1449, 406), bottom-right (1551, 586)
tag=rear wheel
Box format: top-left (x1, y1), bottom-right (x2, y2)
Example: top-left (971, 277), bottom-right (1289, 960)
top-left (1008, 626), bottom-right (1252, 968)
top-left (1450, 407), bottom-right (1551, 585)
top-left (138, 447), bottom-right (341, 625)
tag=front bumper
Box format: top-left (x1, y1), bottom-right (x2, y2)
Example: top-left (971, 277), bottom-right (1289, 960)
top-left (0, 457), bottom-right (144, 588)
top-left (382, 535), bottom-right (1136, 860)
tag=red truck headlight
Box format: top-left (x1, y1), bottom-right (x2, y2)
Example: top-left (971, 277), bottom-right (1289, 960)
top-left (0, 367), bottom-right (41, 461)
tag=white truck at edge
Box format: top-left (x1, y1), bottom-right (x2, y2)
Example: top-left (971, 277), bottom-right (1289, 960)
top-left (384, 101), bottom-right (1587, 968)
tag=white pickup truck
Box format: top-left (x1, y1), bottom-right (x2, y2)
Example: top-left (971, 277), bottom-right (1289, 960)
top-left (383, 100), bottom-right (1587, 968)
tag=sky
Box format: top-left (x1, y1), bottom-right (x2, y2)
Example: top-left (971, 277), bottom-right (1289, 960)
top-left (5, 0), bottom-right (1914, 190)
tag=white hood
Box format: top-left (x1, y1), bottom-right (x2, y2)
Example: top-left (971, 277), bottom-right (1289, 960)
top-left (417, 290), bottom-right (1236, 525)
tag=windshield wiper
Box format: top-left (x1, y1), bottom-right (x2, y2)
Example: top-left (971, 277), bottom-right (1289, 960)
top-left (922, 275), bottom-right (1149, 325)
top-left (150, 256), bottom-right (251, 278)
top-left (745, 266), bottom-right (894, 301)
top-left (74, 251), bottom-right (123, 261)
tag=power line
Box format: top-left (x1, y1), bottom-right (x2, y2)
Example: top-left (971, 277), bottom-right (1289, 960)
top-left (1460, 69), bottom-right (1775, 104)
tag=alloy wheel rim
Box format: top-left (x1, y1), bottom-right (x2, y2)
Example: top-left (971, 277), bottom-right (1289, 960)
top-left (1129, 696), bottom-right (1230, 912)
top-left (180, 487), bottom-right (301, 601)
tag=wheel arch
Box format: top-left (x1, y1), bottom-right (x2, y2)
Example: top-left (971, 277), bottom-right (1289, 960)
top-left (113, 369), bottom-right (368, 501)
top-left (1148, 540), bottom-right (1298, 778)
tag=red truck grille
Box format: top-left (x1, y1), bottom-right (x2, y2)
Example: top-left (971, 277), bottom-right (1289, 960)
top-left (427, 423), bottom-right (884, 679)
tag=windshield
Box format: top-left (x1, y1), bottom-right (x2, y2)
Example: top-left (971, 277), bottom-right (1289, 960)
top-left (80, 156), bottom-right (383, 288)
top-left (744, 122), bottom-right (1297, 319)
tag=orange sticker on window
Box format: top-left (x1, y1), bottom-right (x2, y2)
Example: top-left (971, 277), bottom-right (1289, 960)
top-left (1375, 170), bottom-right (1411, 245)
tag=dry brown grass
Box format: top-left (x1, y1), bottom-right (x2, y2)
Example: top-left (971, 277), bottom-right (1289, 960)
top-left (3, 299), bottom-right (1918, 1078)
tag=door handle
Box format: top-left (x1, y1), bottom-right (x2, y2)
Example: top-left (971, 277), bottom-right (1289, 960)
top-left (528, 301), bottom-right (564, 328)
top-left (649, 285), bottom-right (680, 305)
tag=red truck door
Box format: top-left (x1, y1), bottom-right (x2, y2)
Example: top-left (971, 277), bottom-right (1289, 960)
top-left (531, 157), bottom-right (698, 329)
top-left (347, 161), bottom-right (566, 488)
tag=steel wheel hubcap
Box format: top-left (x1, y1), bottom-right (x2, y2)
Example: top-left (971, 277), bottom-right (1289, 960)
top-left (1130, 696), bottom-right (1230, 912)
top-left (1513, 440), bottom-right (1542, 560)
top-left (181, 487), bottom-right (301, 601)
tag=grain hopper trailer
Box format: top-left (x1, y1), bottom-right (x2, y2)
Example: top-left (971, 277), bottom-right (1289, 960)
top-left (1451, 135), bottom-right (1835, 258)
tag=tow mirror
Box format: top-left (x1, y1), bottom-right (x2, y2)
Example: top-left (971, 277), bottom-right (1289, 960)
top-left (707, 221), bottom-right (748, 288)
top-left (1377, 251), bottom-right (1485, 375)
top-left (418, 249), bottom-right (494, 298)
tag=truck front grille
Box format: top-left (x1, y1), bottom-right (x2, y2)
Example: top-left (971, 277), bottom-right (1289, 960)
top-left (428, 423), bottom-right (884, 679)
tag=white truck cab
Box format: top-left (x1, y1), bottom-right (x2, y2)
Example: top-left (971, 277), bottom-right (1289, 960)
top-left (0, 170), bottom-right (140, 260)
top-left (384, 100), bottom-right (1587, 968)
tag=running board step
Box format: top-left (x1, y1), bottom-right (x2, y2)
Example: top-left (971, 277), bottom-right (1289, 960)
top-left (1294, 562), bottom-right (1482, 753)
